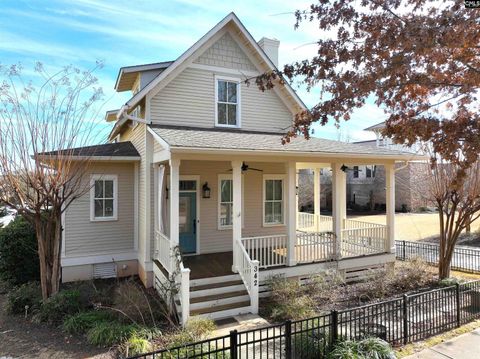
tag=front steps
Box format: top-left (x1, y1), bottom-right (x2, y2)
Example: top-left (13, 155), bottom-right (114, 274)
top-left (177, 274), bottom-right (253, 320)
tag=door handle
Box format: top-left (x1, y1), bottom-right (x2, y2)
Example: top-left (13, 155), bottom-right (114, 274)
top-left (193, 218), bottom-right (196, 234)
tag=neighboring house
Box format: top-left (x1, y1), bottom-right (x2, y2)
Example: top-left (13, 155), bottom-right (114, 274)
top-left (44, 13), bottom-right (423, 323)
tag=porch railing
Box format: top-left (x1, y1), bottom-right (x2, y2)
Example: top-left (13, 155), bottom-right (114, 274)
top-left (241, 235), bottom-right (288, 269)
top-left (343, 218), bottom-right (384, 230)
top-left (296, 232), bottom-right (336, 264)
top-left (155, 230), bottom-right (171, 272)
top-left (341, 225), bottom-right (388, 257)
top-left (234, 238), bottom-right (259, 314)
top-left (297, 212), bottom-right (333, 232)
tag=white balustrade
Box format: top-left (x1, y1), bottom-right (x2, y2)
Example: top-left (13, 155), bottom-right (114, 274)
top-left (234, 239), bottom-right (259, 314)
top-left (341, 225), bottom-right (387, 257)
top-left (155, 230), bottom-right (172, 273)
top-left (297, 212), bottom-right (333, 232)
top-left (177, 261), bottom-right (190, 326)
top-left (296, 232), bottom-right (336, 264)
top-left (241, 235), bottom-right (288, 269)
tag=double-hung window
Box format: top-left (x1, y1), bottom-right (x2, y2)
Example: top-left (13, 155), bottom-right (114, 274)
top-left (90, 175), bottom-right (118, 221)
top-left (218, 174), bottom-right (244, 229)
top-left (216, 77), bottom-right (240, 127)
top-left (263, 176), bottom-right (284, 226)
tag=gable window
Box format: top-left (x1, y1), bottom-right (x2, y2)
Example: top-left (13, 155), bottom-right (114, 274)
top-left (263, 176), bottom-right (284, 226)
top-left (90, 175), bottom-right (118, 221)
top-left (218, 174), bottom-right (244, 229)
top-left (215, 76), bottom-right (240, 127)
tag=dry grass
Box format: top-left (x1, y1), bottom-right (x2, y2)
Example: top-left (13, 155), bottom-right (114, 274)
top-left (351, 213), bottom-right (480, 242)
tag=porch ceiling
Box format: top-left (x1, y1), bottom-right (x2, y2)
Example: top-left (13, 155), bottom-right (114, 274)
top-left (149, 125), bottom-right (426, 162)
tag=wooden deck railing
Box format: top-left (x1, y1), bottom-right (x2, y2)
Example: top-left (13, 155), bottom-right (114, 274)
top-left (296, 232), bottom-right (336, 264)
top-left (155, 230), bottom-right (172, 273)
top-left (341, 225), bottom-right (387, 257)
top-left (297, 212), bottom-right (333, 232)
top-left (241, 235), bottom-right (288, 268)
top-left (234, 238), bottom-right (259, 314)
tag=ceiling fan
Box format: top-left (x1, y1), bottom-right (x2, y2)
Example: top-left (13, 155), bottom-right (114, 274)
top-left (228, 162), bottom-right (263, 173)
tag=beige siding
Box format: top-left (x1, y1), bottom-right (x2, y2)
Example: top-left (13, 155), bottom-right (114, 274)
top-left (193, 32), bottom-right (256, 71)
top-left (151, 67), bottom-right (292, 133)
top-left (64, 162), bottom-right (135, 256)
top-left (169, 160), bottom-right (287, 254)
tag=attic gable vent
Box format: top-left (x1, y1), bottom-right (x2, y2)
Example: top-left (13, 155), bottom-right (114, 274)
top-left (93, 262), bottom-right (117, 279)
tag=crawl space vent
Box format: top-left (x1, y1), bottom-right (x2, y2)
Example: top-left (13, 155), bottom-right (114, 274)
top-left (93, 263), bottom-right (117, 279)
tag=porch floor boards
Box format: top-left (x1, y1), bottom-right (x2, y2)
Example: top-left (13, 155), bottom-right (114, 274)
top-left (183, 252), bottom-right (234, 279)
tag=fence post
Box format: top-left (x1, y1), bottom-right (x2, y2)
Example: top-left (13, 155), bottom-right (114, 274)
top-left (456, 283), bottom-right (461, 327)
top-left (285, 319), bottom-right (292, 359)
top-left (403, 294), bottom-right (408, 345)
top-left (230, 330), bottom-right (238, 359)
top-left (331, 310), bottom-right (339, 344)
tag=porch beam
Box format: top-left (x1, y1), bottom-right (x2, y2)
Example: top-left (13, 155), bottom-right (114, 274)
top-left (385, 163), bottom-right (396, 253)
top-left (286, 161), bottom-right (297, 266)
top-left (232, 160), bottom-right (243, 271)
top-left (169, 158), bottom-right (180, 273)
top-left (332, 163), bottom-right (346, 259)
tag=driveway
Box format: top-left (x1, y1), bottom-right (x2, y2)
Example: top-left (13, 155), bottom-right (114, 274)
top-left (404, 328), bottom-right (480, 358)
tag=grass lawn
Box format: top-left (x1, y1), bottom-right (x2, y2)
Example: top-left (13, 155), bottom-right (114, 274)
top-left (351, 212), bottom-right (480, 242)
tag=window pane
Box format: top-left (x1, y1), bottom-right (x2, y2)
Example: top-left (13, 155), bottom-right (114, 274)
top-left (265, 180), bottom-right (274, 201)
top-left (227, 82), bottom-right (237, 103)
top-left (218, 80), bottom-right (227, 102)
top-left (221, 180), bottom-right (232, 202)
top-left (227, 104), bottom-right (237, 126)
top-left (104, 180), bottom-right (114, 198)
top-left (94, 180), bottom-right (103, 198)
top-left (179, 180), bottom-right (196, 191)
top-left (273, 201), bottom-right (283, 223)
top-left (217, 103), bottom-right (227, 124)
top-left (104, 199), bottom-right (114, 217)
top-left (94, 199), bottom-right (103, 217)
top-left (220, 203), bottom-right (232, 226)
top-left (273, 180), bottom-right (282, 200)
top-left (265, 202), bottom-right (273, 223)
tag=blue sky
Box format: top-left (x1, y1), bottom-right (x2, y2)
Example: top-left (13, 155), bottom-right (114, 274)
top-left (0, 0), bottom-right (385, 142)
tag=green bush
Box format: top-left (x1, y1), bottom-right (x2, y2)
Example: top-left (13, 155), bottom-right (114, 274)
top-left (6, 281), bottom-right (42, 315)
top-left (36, 289), bottom-right (83, 324)
top-left (63, 310), bottom-right (115, 334)
top-left (0, 216), bottom-right (39, 286)
top-left (329, 337), bottom-right (395, 359)
top-left (87, 322), bottom-right (138, 347)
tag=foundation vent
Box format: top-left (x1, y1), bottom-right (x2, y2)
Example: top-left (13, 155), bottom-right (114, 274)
top-left (93, 262), bottom-right (117, 279)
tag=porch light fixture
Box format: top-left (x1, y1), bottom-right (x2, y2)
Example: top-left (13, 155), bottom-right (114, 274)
top-left (202, 182), bottom-right (211, 198)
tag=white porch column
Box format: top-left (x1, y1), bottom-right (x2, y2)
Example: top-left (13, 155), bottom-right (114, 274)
top-left (313, 168), bottom-right (321, 231)
top-left (385, 163), bottom-right (396, 253)
top-left (332, 163), bottom-right (346, 259)
top-left (169, 158), bottom-right (180, 274)
top-left (286, 161), bottom-right (297, 266)
top-left (232, 160), bottom-right (243, 271)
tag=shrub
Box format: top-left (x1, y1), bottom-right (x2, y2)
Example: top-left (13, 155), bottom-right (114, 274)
top-left (0, 216), bottom-right (39, 286)
top-left (293, 325), bottom-right (331, 359)
top-left (86, 322), bottom-right (138, 347)
top-left (36, 289), bottom-right (83, 324)
top-left (6, 281), bottom-right (42, 315)
top-left (329, 337), bottom-right (395, 359)
top-left (120, 328), bottom-right (161, 356)
top-left (439, 277), bottom-right (463, 287)
top-left (63, 310), bottom-right (115, 334)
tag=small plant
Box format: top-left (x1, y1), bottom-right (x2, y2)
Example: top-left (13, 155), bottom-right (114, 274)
top-left (62, 310), bottom-right (115, 334)
top-left (120, 327), bottom-right (161, 356)
top-left (36, 289), bottom-right (83, 324)
top-left (86, 322), bottom-right (138, 347)
top-left (329, 337), bottom-right (395, 359)
top-left (6, 281), bottom-right (42, 315)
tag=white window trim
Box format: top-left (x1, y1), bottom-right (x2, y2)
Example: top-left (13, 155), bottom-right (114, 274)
top-left (217, 174), bottom-right (244, 230)
top-left (214, 75), bottom-right (241, 128)
top-left (262, 174), bottom-right (286, 227)
top-left (90, 174), bottom-right (118, 222)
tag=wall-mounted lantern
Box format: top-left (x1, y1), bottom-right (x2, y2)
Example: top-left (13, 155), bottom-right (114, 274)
top-left (202, 182), bottom-right (211, 198)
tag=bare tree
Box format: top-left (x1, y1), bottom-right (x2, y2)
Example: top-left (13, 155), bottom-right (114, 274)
top-left (0, 62), bottom-right (105, 299)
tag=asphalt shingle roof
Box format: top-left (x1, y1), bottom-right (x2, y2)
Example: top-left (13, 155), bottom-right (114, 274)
top-left (149, 125), bottom-right (418, 158)
top-left (37, 141), bottom-right (140, 158)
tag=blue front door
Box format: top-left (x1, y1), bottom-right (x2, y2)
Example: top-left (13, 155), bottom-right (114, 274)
top-left (179, 192), bottom-right (196, 254)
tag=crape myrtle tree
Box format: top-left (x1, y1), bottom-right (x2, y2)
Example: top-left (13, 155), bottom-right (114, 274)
top-left (255, 0), bottom-right (480, 278)
top-left (0, 63), bottom-right (105, 298)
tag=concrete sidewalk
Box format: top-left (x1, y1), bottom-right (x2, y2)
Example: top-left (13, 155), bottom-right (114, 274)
top-left (405, 328), bottom-right (480, 358)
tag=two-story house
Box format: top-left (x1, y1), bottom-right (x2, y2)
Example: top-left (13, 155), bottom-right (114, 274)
top-left (48, 13), bottom-right (423, 324)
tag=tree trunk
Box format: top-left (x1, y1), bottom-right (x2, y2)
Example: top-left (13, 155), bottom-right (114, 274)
top-left (36, 212), bottom-right (63, 300)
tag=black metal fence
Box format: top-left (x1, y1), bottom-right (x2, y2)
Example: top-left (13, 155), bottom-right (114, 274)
top-left (128, 281), bottom-right (480, 358)
top-left (396, 240), bottom-right (480, 273)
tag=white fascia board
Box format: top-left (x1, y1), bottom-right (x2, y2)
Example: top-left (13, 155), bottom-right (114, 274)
top-left (147, 126), bottom-right (170, 151)
top-left (36, 155), bottom-right (140, 162)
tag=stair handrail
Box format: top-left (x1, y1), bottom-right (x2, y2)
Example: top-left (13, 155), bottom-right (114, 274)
top-left (173, 247), bottom-right (190, 326)
top-left (234, 238), bottom-right (259, 314)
